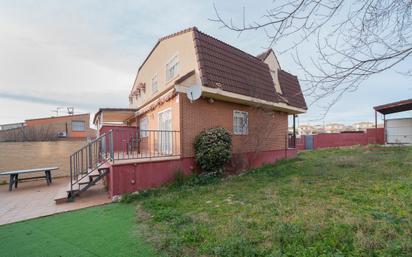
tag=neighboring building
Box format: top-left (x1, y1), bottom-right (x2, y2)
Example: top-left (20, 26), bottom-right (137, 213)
top-left (0, 113), bottom-right (95, 141)
top-left (374, 99), bottom-right (412, 144)
top-left (0, 122), bottom-right (25, 131)
top-left (324, 123), bottom-right (346, 133)
top-left (299, 124), bottom-right (315, 135)
top-left (299, 124), bottom-right (326, 135)
top-left (74, 27), bottom-right (307, 199)
top-left (353, 121), bottom-right (375, 131)
top-left (25, 113), bottom-right (95, 139)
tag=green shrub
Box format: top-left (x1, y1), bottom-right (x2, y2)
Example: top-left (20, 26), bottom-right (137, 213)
top-left (194, 127), bottom-right (232, 175)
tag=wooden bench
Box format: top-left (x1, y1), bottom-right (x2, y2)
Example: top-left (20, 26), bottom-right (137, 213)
top-left (0, 167), bottom-right (59, 191)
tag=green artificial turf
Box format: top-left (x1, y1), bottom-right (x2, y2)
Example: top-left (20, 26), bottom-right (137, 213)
top-left (132, 146), bottom-right (412, 257)
top-left (0, 203), bottom-right (156, 257)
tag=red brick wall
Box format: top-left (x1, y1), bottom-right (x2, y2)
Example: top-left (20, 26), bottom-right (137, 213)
top-left (313, 132), bottom-right (368, 149)
top-left (99, 125), bottom-right (137, 153)
top-left (366, 128), bottom-right (384, 144)
top-left (297, 128), bottom-right (385, 150)
top-left (180, 94), bottom-right (289, 157)
top-left (107, 149), bottom-right (298, 197)
top-left (25, 113), bottom-right (95, 139)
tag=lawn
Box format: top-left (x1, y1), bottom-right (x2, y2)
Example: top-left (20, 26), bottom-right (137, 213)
top-left (132, 146), bottom-right (412, 257)
top-left (0, 203), bottom-right (156, 257)
top-left (1, 146), bottom-right (411, 257)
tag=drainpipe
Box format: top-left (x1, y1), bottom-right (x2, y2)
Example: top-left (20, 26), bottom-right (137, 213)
top-left (384, 114), bottom-right (386, 144)
top-left (293, 114), bottom-right (296, 148)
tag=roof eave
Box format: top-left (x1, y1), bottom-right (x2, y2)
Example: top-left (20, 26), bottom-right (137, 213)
top-left (201, 86), bottom-right (307, 114)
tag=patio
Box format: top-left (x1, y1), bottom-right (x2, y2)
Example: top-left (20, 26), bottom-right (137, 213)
top-left (0, 177), bottom-right (111, 225)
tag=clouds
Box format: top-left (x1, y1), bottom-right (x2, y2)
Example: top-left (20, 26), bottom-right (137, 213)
top-left (0, 1), bottom-right (410, 125)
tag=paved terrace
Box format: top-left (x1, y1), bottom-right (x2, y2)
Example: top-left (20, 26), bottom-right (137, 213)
top-left (0, 177), bottom-right (111, 226)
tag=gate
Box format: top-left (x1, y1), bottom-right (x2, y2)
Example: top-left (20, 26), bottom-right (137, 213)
top-left (305, 135), bottom-right (314, 150)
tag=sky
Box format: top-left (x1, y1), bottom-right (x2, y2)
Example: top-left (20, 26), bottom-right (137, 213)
top-left (0, 0), bottom-right (411, 126)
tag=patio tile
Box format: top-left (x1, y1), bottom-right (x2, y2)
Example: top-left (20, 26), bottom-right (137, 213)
top-left (0, 177), bottom-right (111, 225)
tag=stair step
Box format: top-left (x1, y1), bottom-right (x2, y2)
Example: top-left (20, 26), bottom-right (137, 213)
top-left (66, 165), bottom-right (109, 202)
top-left (78, 180), bottom-right (91, 185)
top-left (54, 182), bottom-right (73, 204)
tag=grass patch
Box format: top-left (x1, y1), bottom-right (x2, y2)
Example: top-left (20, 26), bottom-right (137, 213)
top-left (0, 204), bottom-right (156, 257)
top-left (135, 146), bottom-right (412, 256)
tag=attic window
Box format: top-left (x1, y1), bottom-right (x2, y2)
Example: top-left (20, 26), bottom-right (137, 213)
top-left (166, 55), bottom-right (179, 81)
top-left (152, 75), bottom-right (158, 94)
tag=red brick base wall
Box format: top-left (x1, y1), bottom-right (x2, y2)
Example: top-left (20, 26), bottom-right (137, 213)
top-left (296, 128), bottom-right (384, 150)
top-left (107, 149), bottom-right (298, 197)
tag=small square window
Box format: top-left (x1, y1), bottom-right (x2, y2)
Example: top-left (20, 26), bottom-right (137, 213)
top-left (233, 110), bottom-right (248, 135)
top-left (72, 121), bottom-right (85, 132)
top-left (139, 117), bottom-right (148, 138)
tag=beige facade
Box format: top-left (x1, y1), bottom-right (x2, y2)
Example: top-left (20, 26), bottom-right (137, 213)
top-left (262, 51), bottom-right (283, 94)
top-left (130, 31), bottom-right (200, 109)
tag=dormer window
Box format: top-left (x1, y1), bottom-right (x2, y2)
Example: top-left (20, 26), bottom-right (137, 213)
top-left (152, 75), bottom-right (158, 94)
top-left (166, 55), bottom-right (179, 81)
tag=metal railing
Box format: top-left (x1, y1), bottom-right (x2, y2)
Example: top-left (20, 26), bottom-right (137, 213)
top-left (288, 133), bottom-right (296, 149)
top-left (111, 128), bottom-right (181, 160)
top-left (69, 131), bottom-right (113, 191)
top-left (69, 128), bottom-right (181, 191)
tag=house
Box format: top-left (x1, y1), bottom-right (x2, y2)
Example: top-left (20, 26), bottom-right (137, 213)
top-left (25, 113), bottom-right (95, 139)
top-left (353, 121), bottom-right (375, 131)
top-left (70, 27), bottom-right (307, 200)
top-left (0, 113), bottom-right (95, 142)
top-left (324, 123), bottom-right (346, 133)
top-left (0, 122), bottom-right (25, 131)
top-left (374, 99), bottom-right (412, 144)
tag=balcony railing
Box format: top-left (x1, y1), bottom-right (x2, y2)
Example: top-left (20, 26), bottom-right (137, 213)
top-left (110, 128), bottom-right (181, 160)
top-left (69, 127), bottom-right (180, 191)
top-left (288, 133), bottom-right (296, 149)
top-left (69, 131), bottom-right (113, 192)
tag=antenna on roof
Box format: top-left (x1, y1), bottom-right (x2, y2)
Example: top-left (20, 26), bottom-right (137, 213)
top-left (50, 106), bottom-right (75, 116)
top-left (67, 107), bottom-right (74, 115)
top-left (186, 84), bottom-right (202, 103)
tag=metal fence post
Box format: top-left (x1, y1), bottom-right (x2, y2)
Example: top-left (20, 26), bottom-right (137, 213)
top-left (109, 130), bottom-right (114, 161)
top-left (69, 155), bottom-right (73, 192)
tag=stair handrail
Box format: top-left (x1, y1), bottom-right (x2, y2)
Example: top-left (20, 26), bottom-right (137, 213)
top-left (69, 130), bottom-right (114, 192)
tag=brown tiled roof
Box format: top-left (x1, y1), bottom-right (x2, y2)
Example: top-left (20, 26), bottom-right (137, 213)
top-left (192, 28), bottom-right (307, 109)
top-left (193, 29), bottom-right (282, 103)
top-left (278, 70), bottom-right (307, 109)
top-left (133, 27), bottom-right (307, 111)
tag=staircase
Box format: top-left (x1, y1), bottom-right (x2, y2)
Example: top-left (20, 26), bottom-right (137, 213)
top-left (67, 167), bottom-right (109, 201)
top-left (62, 130), bottom-right (114, 202)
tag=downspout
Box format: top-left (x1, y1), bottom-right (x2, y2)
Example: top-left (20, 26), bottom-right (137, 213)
top-left (179, 93), bottom-right (184, 159)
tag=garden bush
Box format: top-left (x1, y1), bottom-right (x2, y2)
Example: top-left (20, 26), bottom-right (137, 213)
top-left (194, 127), bottom-right (232, 175)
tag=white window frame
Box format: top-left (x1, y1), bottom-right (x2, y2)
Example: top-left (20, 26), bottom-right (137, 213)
top-left (233, 110), bottom-right (248, 135)
top-left (71, 120), bottom-right (85, 132)
top-left (166, 54), bottom-right (179, 82)
top-left (139, 117), bottom-right (149, 138)
top-left (151, 74), bottom-right (158, 95)
top-left (157, 108), bottom-right (173, 154)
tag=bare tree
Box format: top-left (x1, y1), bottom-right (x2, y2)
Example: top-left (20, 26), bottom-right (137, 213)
top-left (212, 1), bottom-right (412, 115)
top-left (0, 125), bottom-right (59, 142)
top-left (229, 105), bottom-right (286, 173)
